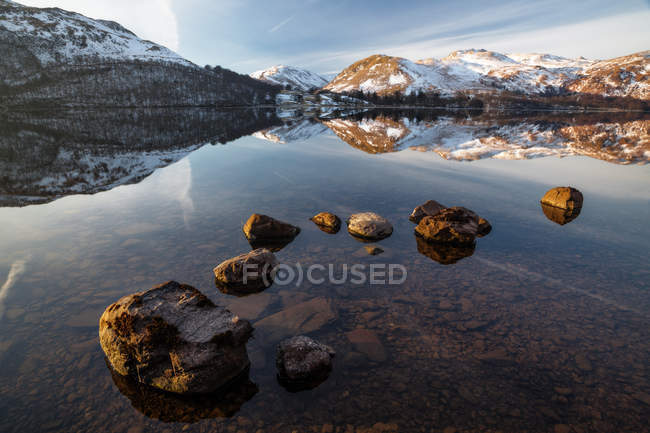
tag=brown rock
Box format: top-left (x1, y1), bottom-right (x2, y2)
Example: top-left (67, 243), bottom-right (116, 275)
top-left (254, 298), bottom-right (337, 343)
top-left (414, 207), bottom-right (480, 245)
top-left (99, 281), bottom-right (253, 394)
top-left (310, 212), bottom-right (341, 234)
top-left (409, 200), bottom-right (446, 223)
top-left (540, 187), bottom-right (583, 210)
top-left (346, 329), bottom-right (386, 362)
top-left (477, 217), bottom-right (492, 237)
top-left (541, 203), bottom-right (582, 225)
top-left (214, 249), bottom-right (277, 295)
top-left (276, 336), bottom-right (335, 390)
top-left (364, 245), bottom-right (384, 256)
top-left (347, 212), bottom-right (393, 241)
top-left (243, 214), bottom-right (300, 250)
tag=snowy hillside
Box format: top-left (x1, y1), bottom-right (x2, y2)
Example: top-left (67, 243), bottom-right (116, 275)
top-left (324, 49), bottom-right (650, 99)
top-left (250, 65), bottom-right (328, 91)
top-left (0, 0), bottom-right (192, 66)
top-left (253, 119), bottom-right (329, 143)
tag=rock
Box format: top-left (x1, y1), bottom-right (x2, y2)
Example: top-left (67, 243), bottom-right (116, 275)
top-left (214, 249), bottom-right (277, 295)
top-left (254, 298), bottom-right (338, 344)
top-left (310, 212), bottom-right (341, 234)
top-left (540, 187), bottom-right (583, 210)
top-left (409, 200), bottom-right (446, 223)
top-left (347, 212), bottom-right (393, 241)
top-left (416, 235), bottom-right (475, 265)
top-left (107, 359), bottom-right (258, 422)
top-left (99, 281), bottom-right (253, 394)
top-left (414, 207), bottom-right (480, 245)
top-left (554, 424), bottom-right (571, 433)
top-left (575, 353), bottom-right (592, 371)
top-left (223, 293), bottom-right (273, 320)
top-left (364, 245), bottom-right (384, 256)
top-left (541, 203), bottom-right (582, 225)
top-left (276, 336), bottom-right (335, 391)
top-left (346, 329), bottom-right (386, 362)
top-left (243, 213), bottom-right (300, 251)
top-left (477, 217), bottom-right (492, 237)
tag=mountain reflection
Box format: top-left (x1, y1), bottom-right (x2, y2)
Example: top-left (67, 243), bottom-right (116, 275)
top-left (254, 110), bottom-right (649, 164)
top-left (0, 108), bottom-right (280, 207)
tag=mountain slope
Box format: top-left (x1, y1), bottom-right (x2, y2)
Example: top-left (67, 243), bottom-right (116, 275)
top-left (0, 0), bottom-right (278, 107)
top-left (250, 65), bottom-right (328, 91)
top-left (324, 49), bottom-right (649, 99)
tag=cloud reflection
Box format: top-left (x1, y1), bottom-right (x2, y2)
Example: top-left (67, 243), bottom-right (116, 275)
top-left (0, 259), bottom-right (28, 320)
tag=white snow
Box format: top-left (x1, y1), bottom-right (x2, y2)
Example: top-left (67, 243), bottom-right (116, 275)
top-left (250, 65), bottom-right (328, 91)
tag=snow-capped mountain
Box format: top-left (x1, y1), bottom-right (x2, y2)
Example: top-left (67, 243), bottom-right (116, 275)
top-left (323, 49), bottom-right (649, 99)
top-left (0, 0), bottom-right (190, 68)
top-left (250, 65), bottom-right (328, 91)
top-left (0, 0), bottom-right (278, 106)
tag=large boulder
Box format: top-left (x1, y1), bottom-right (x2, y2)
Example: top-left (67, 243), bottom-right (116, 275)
top-left (214, 249), bottom-right (277, 295)
top-left (347, 212), bottom-right (393, 241)
top-left (243, 214), bottom-right (300, 251)
top-left (310, 212), bottom-right (341, 234)
top-left (409, 200), bottom-right (446, 223)
top-left (276, 336), bottom-right (335, 391)
top-left (99, 281), bottom-right (253, 395)
top-left (540, 187), bottom-right (583, 210)
top-left (414, 207), bottom-right (480, 245)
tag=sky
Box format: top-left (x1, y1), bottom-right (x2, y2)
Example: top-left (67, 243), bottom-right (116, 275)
top-left (14, 0), bottom-right (650, 75)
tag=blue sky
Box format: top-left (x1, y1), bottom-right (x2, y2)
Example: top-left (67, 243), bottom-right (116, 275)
top-left (17, 0), bottom-right (650, 74)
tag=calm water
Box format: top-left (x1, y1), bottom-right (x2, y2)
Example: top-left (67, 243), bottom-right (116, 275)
top-left (0, 109), bottom-right (649, 433)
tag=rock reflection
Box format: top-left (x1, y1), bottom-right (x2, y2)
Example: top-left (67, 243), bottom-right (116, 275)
top-left (215, 276), bottom-right (273, 297)
top-left (247, 237), bottom-right (297, 252)
top-left (541, 203), bottom-right (582, 225)
top-left (416, 235), bottom-right (475, 265)
top-left (108, 361), bottom-right (258, 423)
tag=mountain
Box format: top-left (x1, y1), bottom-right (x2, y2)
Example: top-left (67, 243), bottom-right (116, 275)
top-left (252, 119), bottom-right (329, 143)
top-left (250, 65), bottom-right (328, 91)
top-left (0, 108), bottom-right (280, 206)
top-left (323, 49), bottom-right (649, 100)
top-left (0, 0), bottom-right (278, 107)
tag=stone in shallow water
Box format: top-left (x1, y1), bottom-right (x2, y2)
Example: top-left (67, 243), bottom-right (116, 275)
top-left (540, 186), bottom-right (583, 210)
top-left (416, 235), bottom-right (475, 265)
top-left (409, 199), bottom-right (446, 223)
top-left (364, 245), bottom-right (384, 256)
top-left (415, 207), bottom-right (480, 245)
top-left (99, 281), bottom-right (253, 394)
top-left (107, 359), bottom-right (258, 422)
top-left (477, 217), bottom-right (492, 237)
top-left (310, 212), bottom-right (341, 234)
top-left (276, 335), bottom-right (335, 391)
top-left (346, 328), bottom-right (386, 362)
top-left (242, 214), bottom-right (300, 251)
top-left (213, 248), bottom-right (277, 295)
top-left (347, 212), bottom-right (393, 241)
top-left (541, 203), bottom-right (582, 225)
top-left (254, 298), bottom-right (337, 344)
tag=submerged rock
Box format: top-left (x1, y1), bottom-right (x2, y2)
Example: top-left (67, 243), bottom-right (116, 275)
top-left (346, 328), bottom-right (386, 362)
top-left (541, 202), bottom-right (582, 225)
top-left (214, 249), bottom-right (277, 295)
top-left (540, 187), bottom-right (583, 210)
top-left (276, 336), bottom-right (335, 391)
top-left (364, 245), bottom-right (384, 256)
top-left (416, 235), bottom-right (475, 265)
top-left (108, 360), bottom-right (258, 422)
top-left (243, 214), bottom-right (300, 250)
top-left (415, 207), bottom-right (480, 245)
top-left (99, 281), bottom-right (253, 394)
top-left (310, 212), bottom-right (341, 234)
top-left (347, 212), bottom-right (393, 241)
top-left (254, 298), bottom-right (338, 344)
top-left (409, 200), bottom-right (446, 223)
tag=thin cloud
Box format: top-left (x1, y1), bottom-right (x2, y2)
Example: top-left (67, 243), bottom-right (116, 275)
top-left (0, 259), bottom-right (28, 320)
top-left (269, 14), bottom-right (295, 33)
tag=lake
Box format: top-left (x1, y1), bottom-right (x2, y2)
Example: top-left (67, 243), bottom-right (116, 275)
top-left (0, 108), bottom-right (649, 433)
